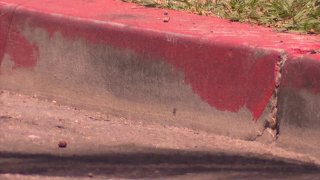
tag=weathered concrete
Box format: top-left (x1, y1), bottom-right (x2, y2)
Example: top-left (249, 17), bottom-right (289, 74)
top-left (276, 55), bottom-right (320, 157)
top-left (1, 90), bottom-right (319, 179)
top-left (0, 0), bottom-right (319, 158)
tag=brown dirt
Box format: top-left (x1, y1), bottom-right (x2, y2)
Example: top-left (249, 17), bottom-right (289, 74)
top-left (0, 90), bottom-right (319, 179)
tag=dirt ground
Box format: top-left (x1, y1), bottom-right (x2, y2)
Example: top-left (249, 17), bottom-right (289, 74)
top-left (0, 90), bottom-right (319, 180)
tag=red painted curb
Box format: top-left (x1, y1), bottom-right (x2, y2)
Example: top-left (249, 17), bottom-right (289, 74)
top-left (0, 0), bottom-right (320, 143)
top-left (280, 54), bottom-right (320, 128)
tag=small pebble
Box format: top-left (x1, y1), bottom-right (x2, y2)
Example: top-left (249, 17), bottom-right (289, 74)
top-left (163, 17), bottom-right (170, 23)
top-left (172, 108), bottom-right (177, 116)
top-left (308, 29), bottom-right (315, 34)
top-left (58, 141), bottom-right (67, 148)
top-left (88, 173), bottom-right (94, 178)
top-left (56, 125), bottom-right (65, 129)
top-left (28, 135), bottom-right (40, 139)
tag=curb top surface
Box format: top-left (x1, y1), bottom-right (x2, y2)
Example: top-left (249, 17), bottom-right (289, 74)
top-left (1, 0), bottom-right (319, 59)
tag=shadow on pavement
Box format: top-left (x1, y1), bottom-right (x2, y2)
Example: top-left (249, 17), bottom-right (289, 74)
top-left (0, 146), bottom-right (319, 179)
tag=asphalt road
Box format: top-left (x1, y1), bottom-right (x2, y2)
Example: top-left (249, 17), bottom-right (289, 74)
top-left (0, 90), bottom-right (319, 180)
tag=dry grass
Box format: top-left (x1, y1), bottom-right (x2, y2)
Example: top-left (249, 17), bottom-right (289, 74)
top-left (123, 0), bottom-right (320, 34)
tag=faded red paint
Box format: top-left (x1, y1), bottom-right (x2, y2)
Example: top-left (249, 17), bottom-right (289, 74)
top-left (5, 28), bottom-right (38, 68)
top-left (282, 56), bottom-right (320, 94)
top-left (0, 0), bottom-right (319, 120)
top-left (0, 4), bottom-right (14, 64)
top-left (0, 3), bottom-right (38, 68)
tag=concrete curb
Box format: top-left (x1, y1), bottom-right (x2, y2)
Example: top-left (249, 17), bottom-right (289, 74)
top-left (0, 0), bottom-right (319, 158)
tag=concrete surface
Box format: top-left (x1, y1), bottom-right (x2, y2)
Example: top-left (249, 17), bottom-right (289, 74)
top-left (1, 90), bottom-right (320, 179)
top-left (0, 0), bottom-right (320, 168)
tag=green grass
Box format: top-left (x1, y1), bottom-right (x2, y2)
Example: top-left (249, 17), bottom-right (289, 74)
top-left (123, 0), bottom-right (320, 34)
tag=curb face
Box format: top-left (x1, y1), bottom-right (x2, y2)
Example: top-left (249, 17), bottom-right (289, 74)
top-left (0, 1), bottom-right (280, 120)
top-left (0, 0), bottom-right (320, 159)
top-left (0, 3), bottom-right (14, 63)
top-left (280, 55), bottom-right (320, 128)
